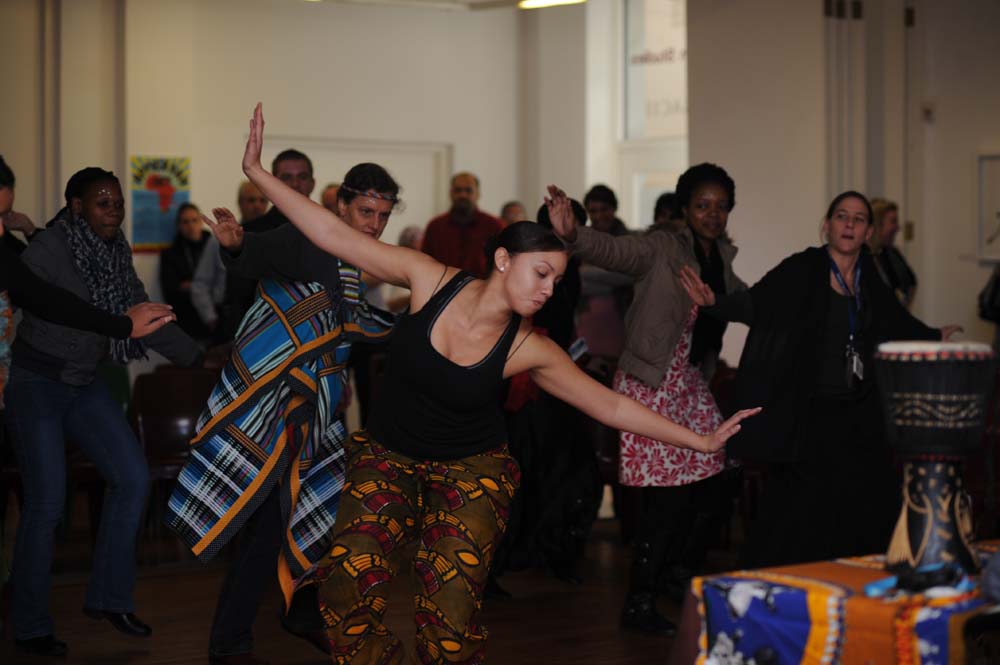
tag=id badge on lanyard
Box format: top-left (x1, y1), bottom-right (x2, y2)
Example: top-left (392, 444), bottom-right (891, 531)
top-left (829, 250), bottom-right (863, 388)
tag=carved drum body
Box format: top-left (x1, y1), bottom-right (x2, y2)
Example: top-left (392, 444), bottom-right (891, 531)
top-left (874, 342), bottom-right (996, 573)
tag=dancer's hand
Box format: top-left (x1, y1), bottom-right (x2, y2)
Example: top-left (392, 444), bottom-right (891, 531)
top-left (940, 325), bottom-right (963, 341)
top-left (242, 102), bottom-right (265, 176)
top-left (202, 208), bottom-right (244, 251)
top-left (679, 265), bottom-right (716, 307)
top-left (700, 407), bottom-right (761, 453)
top-left (127, 302), bottom-right (175, 338)
top-left (544, 185), bottom-right (578, 243)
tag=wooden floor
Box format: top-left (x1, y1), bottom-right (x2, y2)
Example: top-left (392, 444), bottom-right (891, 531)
top-left (0, 510), bottom-right (702, 665)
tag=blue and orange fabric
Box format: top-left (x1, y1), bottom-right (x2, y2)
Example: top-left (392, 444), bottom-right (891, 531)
top-left (166, 267), bottom-right (392, 604)
top-left (693, 542), bottom-right (1000, 664)
top-left (317, 431), bottom-right (520, 665)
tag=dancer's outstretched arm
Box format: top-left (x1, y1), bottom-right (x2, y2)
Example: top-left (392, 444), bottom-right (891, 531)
top-left (508, 333), bottom-right (759, 454)
top-left (239, 103), bottom-right (440, 292)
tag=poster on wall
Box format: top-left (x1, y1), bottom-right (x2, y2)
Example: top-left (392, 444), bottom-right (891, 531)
top-left (130, 155), bottom-right (190, 252)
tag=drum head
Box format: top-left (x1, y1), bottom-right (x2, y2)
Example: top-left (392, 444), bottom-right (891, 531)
top-left (877, 341), bottom-right (993, 359)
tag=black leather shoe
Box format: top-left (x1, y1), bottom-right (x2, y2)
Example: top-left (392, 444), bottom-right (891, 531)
top-left (620, 592), bottom-right (677, 636)
top-left (15, 635), bottom-right (68, 657)
top-left (84, 608), bottom-right (152, 637)
top-left (279, 613), bottom-right (332, 656)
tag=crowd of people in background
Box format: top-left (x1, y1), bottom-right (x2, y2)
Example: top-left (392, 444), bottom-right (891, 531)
top-left (0, 115), bottom-right (971, 663)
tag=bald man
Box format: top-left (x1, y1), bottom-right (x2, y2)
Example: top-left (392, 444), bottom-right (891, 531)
top-left (421, 172), bottom-right (502, 278)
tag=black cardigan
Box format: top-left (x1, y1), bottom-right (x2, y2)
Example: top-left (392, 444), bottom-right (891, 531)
top-left (712, 246), bottom-right (940, 463)
top-left (1, 239), bottom-right (132, 339)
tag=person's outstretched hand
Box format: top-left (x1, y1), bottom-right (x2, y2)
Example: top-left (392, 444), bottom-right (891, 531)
top-left (679, 265), bottom-right (716, 307)
top-left (127, 302), bottom-right (175, 338)
top-left (202, 208), bottom-right (244, 251)
top-left (242, 102), bottom-right (265, 176)
top-left (700, 407), bottom-right (762, 453)
top-left (544, 185), bottom-right (578, 243)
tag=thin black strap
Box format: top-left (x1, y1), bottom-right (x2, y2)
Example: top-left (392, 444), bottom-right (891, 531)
top-left (506, 327), bottom-right (534, 361)
top-left (430, 265), bottom-right (449, 297)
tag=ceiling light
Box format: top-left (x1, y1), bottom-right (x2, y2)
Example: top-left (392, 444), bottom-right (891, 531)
top-left (518, 0), bottom-right (586, 8)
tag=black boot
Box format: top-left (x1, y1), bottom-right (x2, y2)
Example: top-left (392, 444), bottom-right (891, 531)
top-left (659, 563), bottom-right (694, 604)
top-left (620, 592), bottom-right (676, 636)
top-left (622, 532), bottom-right (676, 636)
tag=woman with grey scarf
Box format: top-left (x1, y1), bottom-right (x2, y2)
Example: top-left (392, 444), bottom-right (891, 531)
top-left (5, 167), bottom-right (203, 658)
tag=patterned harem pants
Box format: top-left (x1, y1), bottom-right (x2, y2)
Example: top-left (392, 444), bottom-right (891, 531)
top-left (317, 431), bottom-right (520, 664)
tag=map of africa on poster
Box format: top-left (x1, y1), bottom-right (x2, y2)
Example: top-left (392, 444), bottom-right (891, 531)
top-left (130, 156), bottom-right (191, 252)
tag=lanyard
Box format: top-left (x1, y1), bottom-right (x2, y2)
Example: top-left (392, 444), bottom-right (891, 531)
top-left (828, 248), bottom-right (862, 350)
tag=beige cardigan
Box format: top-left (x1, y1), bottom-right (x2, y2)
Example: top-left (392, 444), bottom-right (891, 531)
top-left (571, 225), bottom-right (746, 387)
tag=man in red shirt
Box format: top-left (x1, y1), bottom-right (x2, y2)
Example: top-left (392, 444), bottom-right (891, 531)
top-left (422, 172), bottom-right (502, 278)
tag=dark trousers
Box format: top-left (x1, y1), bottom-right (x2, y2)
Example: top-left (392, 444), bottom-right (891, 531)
top-left (628, 473), bottom-right (731, 596)
top-left (5, 366), bottom-right (150, 640)
top-left (741, 393), bottom-right (899, 569)
top-left (208, 485), bottom-right (322, 656)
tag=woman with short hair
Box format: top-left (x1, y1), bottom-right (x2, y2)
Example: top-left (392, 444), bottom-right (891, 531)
top-left (550, 163), bottom-right (748, 635)
top-left (6, 167), bottom-right (202, 657)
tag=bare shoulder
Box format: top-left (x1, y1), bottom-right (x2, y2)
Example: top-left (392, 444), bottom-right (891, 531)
top-left (504, 325), bottom-right (564, 377)
top-left (408, 263), bottom-right (461, 313)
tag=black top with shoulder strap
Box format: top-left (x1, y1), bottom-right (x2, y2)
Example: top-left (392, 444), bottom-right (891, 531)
top-left (367, 270), bottom-right (522, 460)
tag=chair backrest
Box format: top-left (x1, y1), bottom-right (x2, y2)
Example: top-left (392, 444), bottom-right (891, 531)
top-left (129, 367), bottom-right (219, 459)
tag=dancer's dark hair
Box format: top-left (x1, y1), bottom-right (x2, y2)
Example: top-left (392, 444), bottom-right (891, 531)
top-left (336, 163), bottom-right (402, 209)
top-left (483, 221), bottom-right (566, 274)
top-left (675, 163), bottom-right (736, 212)
top-left (64, 167), bottom-right (118, 205)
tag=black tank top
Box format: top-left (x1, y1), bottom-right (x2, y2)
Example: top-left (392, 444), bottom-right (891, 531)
top-left (367, 271), bottom-right (522, 460)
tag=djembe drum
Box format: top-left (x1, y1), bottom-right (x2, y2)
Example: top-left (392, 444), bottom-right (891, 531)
top-left (875, 341), bottom-right (996, 573)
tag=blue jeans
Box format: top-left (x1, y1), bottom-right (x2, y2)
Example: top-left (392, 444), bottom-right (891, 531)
top-left (4, 365), bottom-right (150, 640)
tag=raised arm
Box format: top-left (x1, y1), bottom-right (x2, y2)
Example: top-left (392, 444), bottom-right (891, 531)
top-left (546, 185), bottom-right (653, 277)
top-left (239, 104), bottom-right (441, 292)
top-left (509, 334), bottom-right (759, 453)
top-left (208, 209), bottom-right (322, 283)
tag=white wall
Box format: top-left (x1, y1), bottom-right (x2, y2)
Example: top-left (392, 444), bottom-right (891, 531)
top-left (911, 0), bottom-right (1000, 343)
top-left (60, 0), bottom-right (124, 190)
top-left (0, 0), bottom-right (46, 224)
top-left (7, 0), bottom-right (999, 361)
top-left (518, 4), bottom-right (588, 209)
top-left (123, 0), bottom-right (521, 299)
top-left (687, 0), bottom-right (828, 363)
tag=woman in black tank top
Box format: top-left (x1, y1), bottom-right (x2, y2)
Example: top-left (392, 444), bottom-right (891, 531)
top-left (236, 105), bottom-right (760, 664)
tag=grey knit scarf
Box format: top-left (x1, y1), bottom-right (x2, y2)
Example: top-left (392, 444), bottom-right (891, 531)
top-left (58, 207), bottom-right (146, 362)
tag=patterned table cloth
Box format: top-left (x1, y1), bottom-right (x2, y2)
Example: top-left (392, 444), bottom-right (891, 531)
top-left (691, 542), bottom-right (1000, 665)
